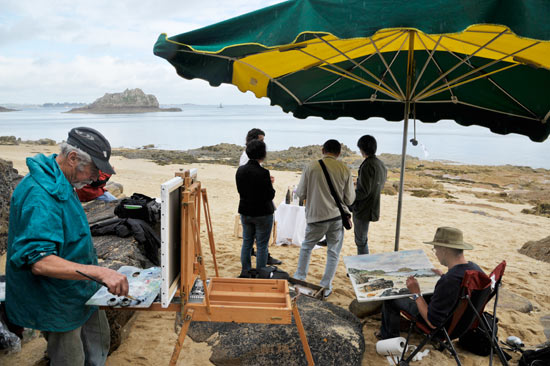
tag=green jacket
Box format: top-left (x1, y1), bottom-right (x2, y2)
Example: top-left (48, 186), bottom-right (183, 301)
top-left (6, 154), bottom-right (99, 332)
top-left (352, 155), bottom-right (387, 221)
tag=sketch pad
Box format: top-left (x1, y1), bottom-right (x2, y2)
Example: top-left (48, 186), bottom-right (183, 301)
top-left (85, 266), bottom-right (161, 308)
top-left (344, 249), bottom-right (439, 302)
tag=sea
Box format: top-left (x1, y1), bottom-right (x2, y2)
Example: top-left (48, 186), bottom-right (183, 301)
top-left (1, 104), bottom-right (549, 169)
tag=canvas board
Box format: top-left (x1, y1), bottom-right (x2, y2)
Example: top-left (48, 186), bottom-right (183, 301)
top-left (344, 249), bottom-right (439, 302)
top-left (85, 266), bottom-right (161, 308)
top-left (160, 176), bottom-right (183, 308)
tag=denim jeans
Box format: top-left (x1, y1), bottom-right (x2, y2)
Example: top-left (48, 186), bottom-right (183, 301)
top-left (353, 214), bottom-right (370, 255)
top-left (240, 214), bottom-right (273, 271)
top-left (43, 309), bottom-right (110, 366)
top-left (294, 218), bottom-right (344, 291)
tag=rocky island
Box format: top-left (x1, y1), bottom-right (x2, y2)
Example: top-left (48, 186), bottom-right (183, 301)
top-left (0, 106), bottom-right (17, 112)
top-left (67, 88), bottom-right (181, 114)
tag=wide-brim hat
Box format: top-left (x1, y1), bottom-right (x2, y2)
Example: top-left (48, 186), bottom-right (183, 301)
top-left (67, 127), bottom-right (115, 175)
top-left (423, 226), bottom-right (474, 250)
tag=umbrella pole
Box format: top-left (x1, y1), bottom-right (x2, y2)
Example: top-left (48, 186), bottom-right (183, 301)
top-left (395, 30), bottom-right (415, 252)
top-left (394, 104), bottom-right (409, 251)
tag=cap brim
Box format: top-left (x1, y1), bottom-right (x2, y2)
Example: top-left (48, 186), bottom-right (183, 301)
top-left (91, 156), bottom-right (115, 175)
top-left (423, 241), bottom-right (474, 250)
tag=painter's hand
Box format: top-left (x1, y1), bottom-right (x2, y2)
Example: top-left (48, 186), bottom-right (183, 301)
top-left (406, 276), bottom-right (421, 294)
top-left (431, 268), bottom-right (443, 276)
top-left (98, 267), bottom-right (129, 297)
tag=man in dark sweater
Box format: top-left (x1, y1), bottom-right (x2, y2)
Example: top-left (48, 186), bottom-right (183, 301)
top-left (377, 227), bottom-right (483, 339)
top-left (352, 135), bottom-right (387, 254)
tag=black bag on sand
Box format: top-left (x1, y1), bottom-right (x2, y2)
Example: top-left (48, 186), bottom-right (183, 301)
top-left (239, 266), bottom-right (289, 280)
top-left (519, 345), bottom-right (550, 366)
top-left (258, 266), bottom-right (290, 280)
top-left (114, 193), bottom-right (160, 223)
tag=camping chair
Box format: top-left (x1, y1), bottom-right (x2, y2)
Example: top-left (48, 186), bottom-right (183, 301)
top-left (397, 261), bottom-right (509, 366)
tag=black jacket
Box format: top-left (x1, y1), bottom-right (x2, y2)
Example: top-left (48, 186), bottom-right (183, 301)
top-left (352, 155), bottom-right (387, 221)
top-left (236, 160), bottom-right (275, 217)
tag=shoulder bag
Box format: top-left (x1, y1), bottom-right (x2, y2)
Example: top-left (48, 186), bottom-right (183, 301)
top-left (318, 160), bottom-right (352, 230)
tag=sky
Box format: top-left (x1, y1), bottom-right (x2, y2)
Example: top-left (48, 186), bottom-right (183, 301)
top-left (0, 0), bottom-right (283, 105)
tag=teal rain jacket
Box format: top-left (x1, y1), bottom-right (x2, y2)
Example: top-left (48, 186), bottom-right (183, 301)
top-left (6, 154), bottom-right (99, 332)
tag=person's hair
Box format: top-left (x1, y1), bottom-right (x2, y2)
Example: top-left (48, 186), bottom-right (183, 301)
top-left (357, 135), bottom-right (377, 156)
top-left (322, 139), bottom-right (341, 155)
top-left (60, 142), bottom-right (92, 171)
top-left (245, 128), bottom-right (266, 144)
top-left (246, 139), bottom-right (267, 160)
top-left (447, 248), bottom-right (464, 256)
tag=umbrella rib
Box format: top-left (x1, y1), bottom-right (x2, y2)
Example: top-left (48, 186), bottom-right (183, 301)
top-left (175, 49), bottom-right (304, 106)
top-left (420, 34), bottom-right (540, 118)
top-left (414, 28), bottom-right (508, 100)
top-left (369, 34), bottom-right (406, 99)
top-left (417, 63), bottom-right (518, 101)
top-left (543, 110), bottom-right (550, 124)
top-left (315, 65), bottom-right (401, 100)
top-left (306, 98), bottom-right (402, 104)
top-left (311, 33), bottom-right (404, 100)
top-left (303, 31), bottom-right (408, 104)
top-left (371, 33), bottom-right (411, 100)
top-left (416, 41), bottom-right (540, 104)
top-left (410, 34), bottom-right (453, 98)
top-left (456, 100), bottom-right (541, 122)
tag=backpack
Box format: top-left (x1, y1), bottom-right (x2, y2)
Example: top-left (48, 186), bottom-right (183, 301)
top-left (519, 345), bottom-right (550, 366)
top-left (458, 312), bottom-right (498, 356)
top-left (114, 193), bottom-right (160, 223)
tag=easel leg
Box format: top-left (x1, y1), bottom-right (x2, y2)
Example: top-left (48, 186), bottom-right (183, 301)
top-left (169, 308), bottom-right (195, 366)
top-left (292, 298), bottom-right (315, 366)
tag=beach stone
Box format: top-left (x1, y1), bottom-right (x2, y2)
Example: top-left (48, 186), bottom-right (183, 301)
top-left (0, 159), bottom-right (23, 255)
top-left (489, 288), bottom-right (533, 313)
top-left (348, 299), bottom-right (382, 318)
top-left (187, 294), bottom-right (364, 366)
top-left (518, 236), bottom-right (550, 263)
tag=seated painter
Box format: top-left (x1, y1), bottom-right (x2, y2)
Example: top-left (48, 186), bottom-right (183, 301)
top-left (376, 227), bottom-right (483, 340)
top-left (76, 169), bottom-right (117, 202)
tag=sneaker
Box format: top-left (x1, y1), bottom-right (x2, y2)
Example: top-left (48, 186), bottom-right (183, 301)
top-left (323, 289), bottom-right (333, 299)
top-left (267, 255), bottom-right (282, 265)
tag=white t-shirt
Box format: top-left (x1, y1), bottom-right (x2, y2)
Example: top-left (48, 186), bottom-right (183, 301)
top-left (239, 150), bottom-right (249, 166)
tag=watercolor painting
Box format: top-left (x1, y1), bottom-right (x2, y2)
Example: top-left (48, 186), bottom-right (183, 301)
top-left (344, 249), bottom-right (439, 302)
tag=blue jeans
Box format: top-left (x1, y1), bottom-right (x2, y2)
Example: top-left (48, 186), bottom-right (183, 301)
top-left (294, 218), bottom-right (344, 291)
top-left (240, 214), bottom-right (273, 272)
top-left (353, 214), bottom-right (370, 255)
top-left (43, 309), bottom-right (110, 366)
top-left (96, 191), bottom-right (117, 202)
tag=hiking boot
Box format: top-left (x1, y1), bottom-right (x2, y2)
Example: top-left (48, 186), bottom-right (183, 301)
top-left (267, 254), bottom-right (282, 265)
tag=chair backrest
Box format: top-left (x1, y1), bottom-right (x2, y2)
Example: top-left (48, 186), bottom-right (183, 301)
top-left (445, 270), bottom-right (492, 339)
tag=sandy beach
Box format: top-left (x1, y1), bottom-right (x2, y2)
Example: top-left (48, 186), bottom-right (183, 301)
top-left (1, 144), bottom-right (549, 366)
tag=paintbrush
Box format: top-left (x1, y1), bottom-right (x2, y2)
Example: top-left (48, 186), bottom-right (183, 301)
top-left (76, 270), bottom-right (140, 302)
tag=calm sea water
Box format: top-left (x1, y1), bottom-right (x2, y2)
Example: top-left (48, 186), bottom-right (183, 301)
top-left (1, 104), bottom-right (549, 169)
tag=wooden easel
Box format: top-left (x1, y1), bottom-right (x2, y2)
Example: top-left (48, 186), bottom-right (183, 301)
top-left (150, 171), bottom-right (314, 365)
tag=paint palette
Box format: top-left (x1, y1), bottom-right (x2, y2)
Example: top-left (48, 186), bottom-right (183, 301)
top-left (85, 266), bottom-right (161, 308)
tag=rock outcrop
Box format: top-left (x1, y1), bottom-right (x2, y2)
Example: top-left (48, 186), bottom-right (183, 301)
top-left (67, 88), bottom-right (181, 114)
top-left (0, 106), bottom-right (17, 112)
top-left (0, 159), bottom-right (23, 255)
top-left (187, 294), bottom-right (365, 366)
top-left (519, 235), bottom-right (550, 263)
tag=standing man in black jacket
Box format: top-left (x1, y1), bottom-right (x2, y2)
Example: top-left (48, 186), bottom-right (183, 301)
top-left (235, 139), bottom-right (276, 276)
top-left (352, 135), bottom-right (387, 255)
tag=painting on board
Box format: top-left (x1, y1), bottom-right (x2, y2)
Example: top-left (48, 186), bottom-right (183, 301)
top-left (343, 249), bottom-right (439, 302)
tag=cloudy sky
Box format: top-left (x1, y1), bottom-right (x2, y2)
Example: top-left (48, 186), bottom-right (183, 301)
top-left (0, 0), bottom-right (283, 105)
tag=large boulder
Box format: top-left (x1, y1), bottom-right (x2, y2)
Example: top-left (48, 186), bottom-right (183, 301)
top-left (488, 287), bottom-right (533, 313)
top-left (518, 236), bottom-right (550, 263)
top-left (348, 299), bottom-right (382, 318)
top-left (0, 159), bottom-right (23, 255)
top-left (187, 295), bottom-right (364, 366)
